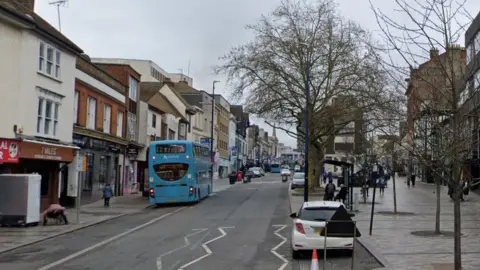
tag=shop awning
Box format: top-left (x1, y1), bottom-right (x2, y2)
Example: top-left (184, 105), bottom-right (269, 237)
top-left (19, 138), bottom-right (79, 163)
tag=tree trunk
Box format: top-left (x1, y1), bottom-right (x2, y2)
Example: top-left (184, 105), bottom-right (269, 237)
top-left (314, 148), bottom-right (324, 187)
top-left (435, 180), bottom-right (441, 234)
top-left (392, 172), bottom-right (397, 214)
top-left (453, 180), bottom-right (461, 270)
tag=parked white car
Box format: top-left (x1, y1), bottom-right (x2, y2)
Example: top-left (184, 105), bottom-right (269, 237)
top-left (290, 201), bottom-right (356, 259)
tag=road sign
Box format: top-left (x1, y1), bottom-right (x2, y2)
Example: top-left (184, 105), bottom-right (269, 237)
top-left (76, 155), bottom-right (86, 172)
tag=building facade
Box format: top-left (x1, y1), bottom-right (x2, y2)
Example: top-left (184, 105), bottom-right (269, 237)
top-left (458, 13), bottom-right (480, 181)
top-left (406, 47), bottom-right (465, 182)
top-left (70, 55), bottom-right (128, 205)
top-left (171, 81), bottom-right (210, 143)
top-left (0, 0), bottom-right (83, 210)
top-left (214, 95), bottom-right (230, 177)
top-left (228, 113), bottom-right (237, 172)
top-left (92, 63), bottom-right (145, 194)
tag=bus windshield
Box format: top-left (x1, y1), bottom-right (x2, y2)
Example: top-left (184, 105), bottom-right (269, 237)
top-left (153, 163), bottom-right (189, 181)
top-left (156, 144), bottom-right (186, 154)
top-left (271, 164), bottom-right (280, 168)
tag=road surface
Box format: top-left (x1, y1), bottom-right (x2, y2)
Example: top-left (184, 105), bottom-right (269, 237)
top-left (0, 174), bottom-right (382, 270)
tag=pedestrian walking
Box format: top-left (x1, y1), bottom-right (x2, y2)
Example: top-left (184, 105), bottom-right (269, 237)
top-left (103, 183), bottom-right (113, 207)
top-left (410, 172), bottom-right (416, 187)
top-left (378, 177), bottom-right (386, 195)
top-left (334, 184), bottom-right (348, 204)
top-left (463, 179), bottom-right (470, 201)
top-left (324, 179), bottom-right (336, 201)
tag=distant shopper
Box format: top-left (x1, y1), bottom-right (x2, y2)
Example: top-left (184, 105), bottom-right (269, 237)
top-left (42, 204), bottom-right (68, 225)
top-left (334, 184), bottom-right (348, 203)
top-left (463, 179), bottom-right (470, 201)
top-left (378, 177), bottom-right (386, 195)
top-left (103, 183), bottom-right (113, 207)
top-left (324, 179), bottom-right (336, 201)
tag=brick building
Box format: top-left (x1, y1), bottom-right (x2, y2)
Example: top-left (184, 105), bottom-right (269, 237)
top-left (67, 55), bottom-right (129, 206)
top-left (92, 62), bottom-right (145, 194)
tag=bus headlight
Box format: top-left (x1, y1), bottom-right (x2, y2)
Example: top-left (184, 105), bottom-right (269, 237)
top-left (189, 186), bottom-right (195, 195)
top-left (149, 188), bottom-right (155, 198)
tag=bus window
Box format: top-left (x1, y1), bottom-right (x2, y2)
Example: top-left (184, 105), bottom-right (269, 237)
top-left (156, 144), bottom-right (186, 154)
top-left (153, 163), bottom-right (189, 181)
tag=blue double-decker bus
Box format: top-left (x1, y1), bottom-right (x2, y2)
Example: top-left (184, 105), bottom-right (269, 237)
top-left (270, 163), bottom-right (281, 173)
top-left (148, 140), bottom-right (212, 205)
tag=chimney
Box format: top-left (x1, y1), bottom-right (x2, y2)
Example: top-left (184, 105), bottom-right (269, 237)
top-left (430, 48), bottom-right (439, 59)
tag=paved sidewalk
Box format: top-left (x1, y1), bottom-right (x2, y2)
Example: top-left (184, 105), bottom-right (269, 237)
top-left (291, 177), bottom-right (480, 270)
top-left (0, 194), bottom-right (150, 254)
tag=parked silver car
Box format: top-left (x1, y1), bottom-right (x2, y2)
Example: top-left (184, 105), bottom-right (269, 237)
top-left (291, 172), bottom-right (305, 189)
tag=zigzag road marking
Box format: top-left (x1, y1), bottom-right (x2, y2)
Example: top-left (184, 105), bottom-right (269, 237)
top-left (156, 228), bottom-right (208, 270)
top-left (272, 225), bottom-right (289, 270)
top-left (178, 226), bottom-right (235, 270)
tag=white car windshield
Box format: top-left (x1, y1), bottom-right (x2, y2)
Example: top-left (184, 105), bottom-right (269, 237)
top-left (299, 207), bottom-right (337, 221)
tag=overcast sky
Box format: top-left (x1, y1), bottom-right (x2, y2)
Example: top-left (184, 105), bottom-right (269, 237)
top-left (35, 0), bottom-right (479, 148)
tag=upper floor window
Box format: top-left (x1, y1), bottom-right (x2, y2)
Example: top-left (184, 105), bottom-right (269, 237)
top-left (467, 42), bottom-right (474, 64)
top-left (127, 112), bottom-right (137, 141)
top-left (74, 90), bottom-right (79, 124)
top-left (117, 111), bottom-right (124, 137)
top-left (152, 113), bottom-right (157, 128)
top-left (475, 32), bottom-right (480, 55)
top-left (103, 104), bottom-right (112, 134)
top-left (87, 97), bottom-right (97, 130)
top-left (38, 42), bottom-right (61, 79)
top-left (129, 76), bottom-right (139, 101)
top-left (36, 88), bottom-right (62, 137)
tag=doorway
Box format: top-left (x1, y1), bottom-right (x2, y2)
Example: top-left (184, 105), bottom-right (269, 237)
top-left (59, 166), bottom-right (70, 206)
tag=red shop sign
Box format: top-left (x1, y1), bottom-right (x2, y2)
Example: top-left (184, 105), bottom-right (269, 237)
top-left (0, 139), bottom-right (19, 163)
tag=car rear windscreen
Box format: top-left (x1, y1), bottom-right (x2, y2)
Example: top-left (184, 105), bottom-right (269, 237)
top-left (156, 144), bottom-right (186, 154)
top-left (299, 207), bottom-right (337, 221)
top-left (153, 163), bottom-right (189, 181)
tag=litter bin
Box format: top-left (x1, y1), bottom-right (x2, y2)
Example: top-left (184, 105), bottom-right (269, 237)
top-left (229, 174), bottom-right (236, 185)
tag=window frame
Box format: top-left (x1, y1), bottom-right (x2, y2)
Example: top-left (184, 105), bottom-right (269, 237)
top-left (117, 111), bottom-right (124, 137)
top-left (103, 104), bottom-right (112, 134)
top-left (74, 90), bottom-right (79, 124)
top-left (36, 88), bottom-right (63, 138)
top-left (38, 42), bottom-right (61, 79)
top-left (129, 76), bottom-right (139, 101)
top-left (87, 96), bottom-right (97, 130)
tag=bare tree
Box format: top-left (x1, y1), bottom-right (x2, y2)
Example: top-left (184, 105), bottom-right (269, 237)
top-left (216, 0), bottom-right (397, 189)
top-left (370, 0), bottom-right (473, 268)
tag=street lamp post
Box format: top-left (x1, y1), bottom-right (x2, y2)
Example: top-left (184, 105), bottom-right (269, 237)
top-left (211, 81), bottom-right (219, 182)
top-left (304, 67), bottom-right (310, 202)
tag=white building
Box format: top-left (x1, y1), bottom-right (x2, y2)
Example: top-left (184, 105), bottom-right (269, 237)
top-left (92, 59), bottom-right (197, 143)
top-left (0, 0), bottom-right (83, 209)
top-left (228, 113), bottom-right (237, 172)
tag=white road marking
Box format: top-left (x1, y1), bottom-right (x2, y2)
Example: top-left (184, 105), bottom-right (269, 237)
top-left (37, 207), bottom-right (186, 270)
top-left (178, 226), bottom-right (235, 270)
top-left (156, 228), bottom-right (208, 270)
top-left (271, 225), bottom-right (289, 270)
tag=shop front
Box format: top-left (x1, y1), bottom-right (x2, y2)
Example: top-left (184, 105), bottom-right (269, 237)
top-left (3, 138), bottom-right (77, 211)
top-left (124, 144), bottom-right (143, 194)
top-left (72, 134), bottom-right (127, 205)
